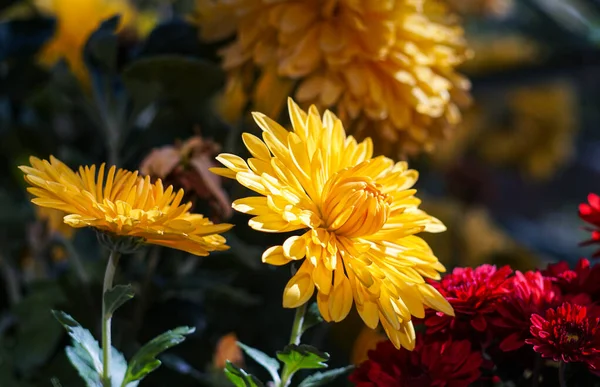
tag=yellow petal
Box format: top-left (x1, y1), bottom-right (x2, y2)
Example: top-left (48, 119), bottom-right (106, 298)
top-left (357, 300), bottom-right (380, 329)
top-left (419, 283), bottom-right (454, 316)
top-left (283, 235), bottom-right (307, 260)
top-left (282, 263), bottom-right (315, 308)
top-left (242, 132), bottom-right (272, 160)
top-left (262, 245), bottom-right (291, 266)
top-left (329, 274), bottom-right (353, 322)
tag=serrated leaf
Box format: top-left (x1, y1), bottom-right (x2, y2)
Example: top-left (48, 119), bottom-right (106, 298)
top-left (298, 366), bottom-right (354, 387)
top-left (52, 310), bottom-right (102, 386)
top-left (52, 310), bottom-right (129, 387)
top-left (121, 326), bottom-right (195, 385)
top-left (276, 344), bottom-right (329, 375)
top-left (237, 342), bottom-right (280, 384)
top-left (301, 302), bottom-right (323, 335)
top-left (224, 361), bottom-right (265, 387)
top-left (103, 284), bottom-right (135, 318)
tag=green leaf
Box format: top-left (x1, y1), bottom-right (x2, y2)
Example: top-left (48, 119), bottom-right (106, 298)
top-left (52, 310), bottom-right (129, 387)
top-left (83, 15), bottom-right (120, 74)
top-left (276, 344), bottom-right (329, 376)
top-left (50, 378), bottom-right (63, 387)
top-left (298, 366), bottom-right (354, 387)
top-left (301, 302), bottom-right (323, 335)
top-left (12, 282), bottom-right (65, 374)
top-left (103, 284), bottom-right (135, 318)
top-left (52, 310), bottom-right (103, 387)
top-left (237, 342), bottom-right (280, 384)
top-left (121, 326), bottom-right (195, 385)
top-left (223, 361), bottom-right (265, 387)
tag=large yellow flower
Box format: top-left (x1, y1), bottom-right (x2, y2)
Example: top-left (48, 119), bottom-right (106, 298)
top-left (20, 156), bottom-right (233, 256)
top-left (195, 0), bottom-right (471, 156)
top-left (36, 0), bottom-right (153, 84)
top-left (212, 98), bottom-right (453, 349)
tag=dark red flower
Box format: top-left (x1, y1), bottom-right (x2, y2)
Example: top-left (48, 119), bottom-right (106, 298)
top-left (350, 336), bottom-right (482, 387)
top-left (579, 193), bottom-right (600, 258)
top-left (526, 302), bottom-right (600, 370)
top-left (425, 265), bottom-right (512, 339)
top-left (491, 271), bottom-right (560, 351)
top-left (542, 258), bottom-right (600, 301)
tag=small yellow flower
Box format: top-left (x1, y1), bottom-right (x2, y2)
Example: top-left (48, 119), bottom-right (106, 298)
top-left (36, 206), bottom-right (75, 239)
top-left (351, 327), bottom-right (387, 365)
top-left (36, 0), bottom-right (149, 84)
top-left (20, 156), bottom-right (233, 256)
top-left (195, 0), bottom-right (471, 156)
top-left (212, 98), bottom-right (453, 349)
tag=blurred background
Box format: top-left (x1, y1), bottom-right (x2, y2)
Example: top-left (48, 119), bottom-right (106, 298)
top-left (0, 0), bottom-right (600, 386)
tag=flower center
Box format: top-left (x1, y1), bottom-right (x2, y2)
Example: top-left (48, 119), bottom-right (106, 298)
top-left (321, 175), bottom-right (391, 238)
top-left (565, 333), bottom-right (580, 343)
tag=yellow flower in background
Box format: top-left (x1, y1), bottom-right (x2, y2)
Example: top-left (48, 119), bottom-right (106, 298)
top-left (477, 81), bottom-right (577, 180)
top-left (20, 156), bottom-right (233, 256)
top-left (446, 0), bottom-right (514, 18)
top-left (421, 201), bottom-right (540, 271)
top-left (35, 206), bottom-right (75, 239)
top-left (351, 326), bottom-right (386, 365)
top-left (212, 98), bottom-right (453, 350)
top-left (460, 34), bottom-right (541, 75)
top-left (36, 0), bottom-right (152, 84)
top-left (195, 0), bottom-right (472, 157)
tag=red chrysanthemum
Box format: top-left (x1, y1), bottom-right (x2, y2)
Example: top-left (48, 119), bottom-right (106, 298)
top-left (425, 265), bottom-right (512, 339)
top-left (580, 193), bottom-right (600, 258)
top-left (543, 258), bottom-right (600, 301)
top-left (350, 336), bottom-right (482, 387)
top-left (526, 302), bottom-right (600, 370)
top-left (491, 271), bottom-right (560, 351)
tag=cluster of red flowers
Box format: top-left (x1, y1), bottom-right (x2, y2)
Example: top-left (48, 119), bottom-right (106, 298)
top-left (350, 194), bottom-right (600, 386)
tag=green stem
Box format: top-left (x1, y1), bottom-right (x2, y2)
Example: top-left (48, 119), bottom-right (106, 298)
top-left (279, 303), bottom-right (308, 387)
top-left (102, 251), bottom-right (121, 387)
top-left (558, 361), bottom-right (567, 387)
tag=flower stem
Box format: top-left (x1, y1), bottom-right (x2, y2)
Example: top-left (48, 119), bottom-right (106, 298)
top-left (101, 250), bottom-right (121, 387)
top-left (532, 355), bottom-right (542, 387)
top-left (279, 303), bottom-right (308, 387)
top-left (558, 361), bottom-right (567, 387)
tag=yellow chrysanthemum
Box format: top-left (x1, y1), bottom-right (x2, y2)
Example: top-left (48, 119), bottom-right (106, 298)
top-left (36, 0), bottom-right (151, 84)
top-left (195, 0), bottom-right (471, 156)
top-left (19, 156), bottom-right (233, 256)
top-left (212, 98), bottom-right (453, 349)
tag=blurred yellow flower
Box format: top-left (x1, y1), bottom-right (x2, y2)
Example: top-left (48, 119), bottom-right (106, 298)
top-left (195, 0), bottom-right (472, 156)
top-left (422, 201), bottom-right (540, 270)
top-left (212, 98), bottom-right (453, 350)
top-left (477, 82), bottom-right (577, 180)
top-left (35, 206), bottom-right (75, 239)
top-left (212, 333), bottom-right (244, 370)
top-left (36, 0), bottom-right (152, 84)
top-left (351, 326), bottom-right (386, 365)
top-left (460, 34), bottom-right (541, 75)
top-left (447, 0), bottom-right (514, 18)
top-left (20, 156), bottom-right (233, 256)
